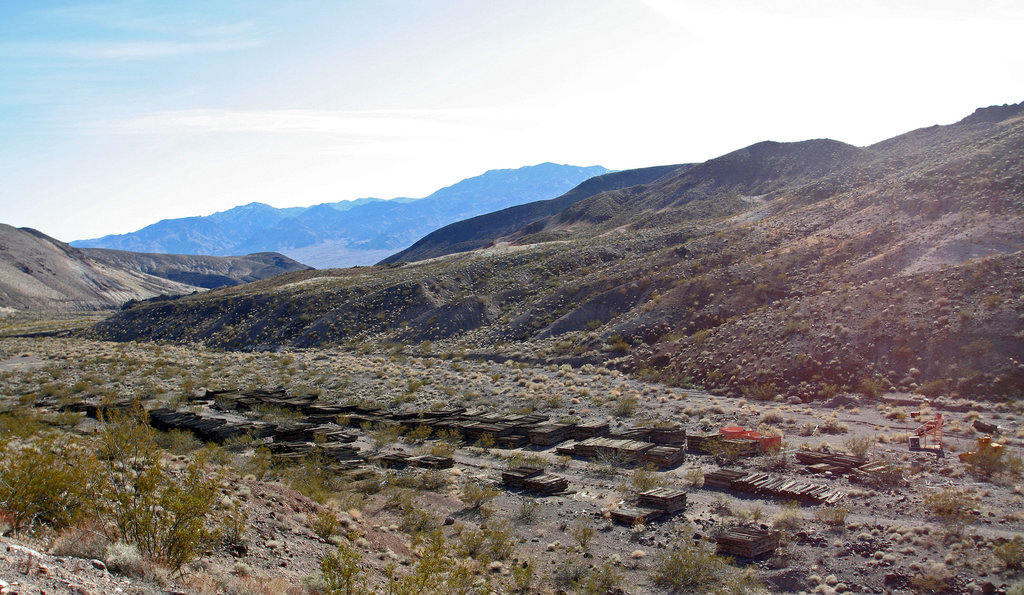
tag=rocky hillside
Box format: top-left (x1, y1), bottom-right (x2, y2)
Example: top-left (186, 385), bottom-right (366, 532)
top-left (73, 163), bottom-right (608, 268)
top-left (0, 225), bottom-right (309, 311)
top-left (90, 102), bottom-right (1024, 399)
top-left (82, 249), bottom-right (310, 290)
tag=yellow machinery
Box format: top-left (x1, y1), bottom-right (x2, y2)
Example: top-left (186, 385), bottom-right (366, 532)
top-left (958, 435), bottom-right (1004, 465)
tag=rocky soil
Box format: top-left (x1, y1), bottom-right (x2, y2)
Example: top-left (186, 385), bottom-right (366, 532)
top-left (2, 335), bottom-right (1023, 593)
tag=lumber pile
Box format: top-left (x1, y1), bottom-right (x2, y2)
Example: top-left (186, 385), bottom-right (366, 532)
top-left (716, 527), bottom-right (780, 558)
top-left (408, 455), bottom-right (454, 469)
top-left (528, 423), bottom-right (576, 446)
top-left (703, 469), bottom-right (747, 489)
top-left (731, 472), bottom-right (844, 505)
top-left (610, 506), bottom-right (664, 525)
top-left (573, 421), bottom-right (610, 440)
top-left (794, 451), bottom-right (866, 474)
top-left (571, 437), bottom-right (655, 464)
top-left (637, 487), bottom-right (688, 513)
top-left (649, 426), bottom-right (687, 445)
top-left (501, 466), bottom-right (568, 495)
top-left (643, 445), bottom-right (687, 468)
top-left (687, 432), bottom-right (722, 453)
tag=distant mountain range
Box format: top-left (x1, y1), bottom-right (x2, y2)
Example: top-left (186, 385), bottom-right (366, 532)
top-left (0, 224), bottom-right (309, 311)
top-left (72, 163), bottom-right (609, 268)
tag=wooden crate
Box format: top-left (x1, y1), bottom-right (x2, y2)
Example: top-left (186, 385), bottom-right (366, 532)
top-left (687, 432), bottom-right (722, 453)
top-left (644, 445), bottom-right (686, 468)
top-left (703, 469), bottom-right (746, 489)
top-left (501, 466), bottom-right (545, 488)
top-left (610, 506), bottom-right (664, 525)
top-left (520, 473), bottom-right (568, 495)
top-left (528, 423), bottom-right (576, 446)
top-left (573, 421), bottom-right (610, 439)
top-left (716, 527), bottom-right (780, 558)
top-left (637, 487), bottom-right (688, 513)
top-left (649, 426), bottom-right (687, 445)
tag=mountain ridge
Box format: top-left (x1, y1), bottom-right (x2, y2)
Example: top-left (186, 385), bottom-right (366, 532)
top-left (89, 101), bottom-right (1024, 400)
top-left (72, 163), bottom-right (609, 268)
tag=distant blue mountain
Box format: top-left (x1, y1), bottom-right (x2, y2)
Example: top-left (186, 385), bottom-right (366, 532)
top-left (72, 163), bottom-right (608, 268)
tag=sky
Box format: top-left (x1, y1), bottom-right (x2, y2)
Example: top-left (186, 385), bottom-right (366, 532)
top-left (1, 0), bottom-right (1022, 242)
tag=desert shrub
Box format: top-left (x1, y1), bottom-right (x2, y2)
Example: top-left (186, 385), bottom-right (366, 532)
top-left (568, 517), bottom-right (596, 550)
top-left (818, 415), bottom-right (849, 434)
top-left (321, 540), bottom-right (370, 595)
top-left (924, 487), bottom-right (979, 536)
top-left (772, 501), bottom-right (803, 530)
top-left (857, 377), bottom-right (887, 398)
top-left (683, 467), bottom-right (704, 487)
top-left (517, 500), bottom-right (539, 524)
top-left (0, 434), bottom-right (100, 533)
top-left (405, 424), bottom-right (432, 443)
top-left (843, 435), bottom-right (874, 459)
top-left (154, 429), bottom-right (203, 454)
top-left (619, 464), bottom-right (670, 497)
top-left (995, 539), bottom-right (1024, 570)
top-left (612, 393), bottom-right (639, 417)
top-left (743, 382), bottom-right (777, 402)
top-left (910, 562), bottom-right (951, 594)
top-left (50, 522), bottom-right (110, 559)
top-left (651, 531), bottom-right (763, 593)
top-left (385, 533), bottom-right (482, 594)
top-left (459, 482), bottom-right (500, 511)
top-left (311, 509), bottom-right (340, 541)
top-left (98, 409), bottom-right (223, 571)
top-left (814, 506), bottom-right (849, 527)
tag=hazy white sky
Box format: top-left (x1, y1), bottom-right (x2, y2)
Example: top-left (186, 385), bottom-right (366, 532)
top-left (1, 0), bottom-right (1021, 241)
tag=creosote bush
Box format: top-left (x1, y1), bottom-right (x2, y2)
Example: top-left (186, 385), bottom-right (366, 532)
top-left (651, 530), bottom-right (763, 593)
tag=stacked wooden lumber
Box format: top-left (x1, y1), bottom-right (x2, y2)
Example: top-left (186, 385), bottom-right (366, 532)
top-left (610, 506), bottom-right (664, 525)
top-left (572, 437), bottom-right (655, 463)
top-left (729, 472), bottom-right (844, 505)
top-left (610, 427), bottom-right (651, 441)
top-left (703, 469), bottom-right (746, 489)
top-left (377, 453), bottom-right (414, 468)
top-left (716, 527), bottom-right (780, 558)
top-left (720, 439), bottom-right (761, 457)
top-left (521, 473), bottom-right (569, 495)
top-left (574, 421), bottom-right (610, 440)
top-left (794, 451), bottom-right (866, 474)
top-left (644, 445), bottom-right (687, 468)
top-left (528, 423), bottom-right (576, 446)
top-left (501, 466), bottom-right (568, 495)
top-left (637, 487), bottom-right (688, 513)
top-left (649, 426), bottom-right (687, 445)
top-left (501, 466), bottom-right (545, 488)
top-left (408, 455), bottom-right (454, 469)
top-left (496, 434), bottom-right (530, 448)
top-left (687, 432), bottom-right (722, 453)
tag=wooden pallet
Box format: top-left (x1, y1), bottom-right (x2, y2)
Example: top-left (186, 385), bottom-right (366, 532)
top-left (795, 451), bottom-right (866, 473)
top-left (687, 432), bottom-right (722, 453)
top-left (528, 423), bottom-right (576, 446)
top-left (408, 455), bottom-right (454, 469)
top-left (703, 469), bottom-right (746, 489)
top-left (649, 426), bottom-right (687, 445)
top-left (573, 421), bottom-right (610, 439)
top-left (637, 487), bottom-right (688, 513)
top-left (644, 445), bottom-right (687, 468)
top-left (521, 473), bottom-right (569, 495)
top-left (610, 506), bottom-right (664, 525)
top-left (572, 437), bottom-right (655, 463)
top-left (717, 527), bottom-right (780, 558)
top-left (501, 466), bottom-right (545, 488)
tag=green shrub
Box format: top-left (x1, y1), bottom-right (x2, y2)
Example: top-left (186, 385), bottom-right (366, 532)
top-left (98, 409), bottom-right (223, 571)
top-left (651, 531), bottom-right (763, 593)
top-left (459, 482), bottom-right (500, 511)
top-left (0, 434), bottom-right (99, 533)
top-left (321, 540), bottom-right (371, 594)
